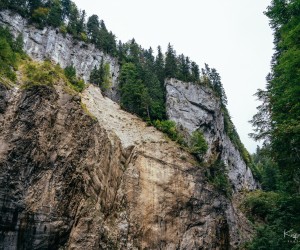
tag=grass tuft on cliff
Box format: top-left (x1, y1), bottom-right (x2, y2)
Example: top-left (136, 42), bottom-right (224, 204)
top-left (19, 59), bottom-right (85, 93)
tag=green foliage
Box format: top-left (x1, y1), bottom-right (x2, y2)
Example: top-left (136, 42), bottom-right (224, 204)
top-left (120, 62), bottom-right (144, 115)
top-left (251, 146), bottom-right (282, 191)
top-left (64, 64), bottom-right (76, 79)
top-left (177, 54), bottom-right (192, 82)
top-left (119, 61), bottom-right (165, 121)
top-left (154, 45), bottom-right (165, 86)
top-left (202, 64), bottom-right (227, 106)
top-left (89, 58), bottom-right (112, 92)
top-left (0, 26), bottom-right (24, 81)
top-left (153, 120), bottom-right (185, 144)
top-left (21, 60), bottom-right (84, 93)
top-left (2, 0), bottom-right (27, 16)
top-left (59, 24), bottom-right (67, 35)
top-left (64, 65), bottom-right (85, 92)
top-left (243, 191), bottom-right (300, 250)
top-left (165, 43), bottom-right (178, 78)
top-left (23, 60), bottom-right (60, 87)
top-left (0, 37), bottom-right (17, 81)
top-left (47, 0), bottom-right (63, 28)
top-left (223, 107), bottom-right (252, 166)
top-left (243, 190), bottom-right (280, 221)
top-left (190, 130), bottom-right (208, 159)
top-left (207, 159), bottom-right (232, 197)
top-left (251, 0), bottom-right (300, 193)
top-left (32, 7), bottom-right (50, 28)
top-left (102, 63), bottom-right (112, 91)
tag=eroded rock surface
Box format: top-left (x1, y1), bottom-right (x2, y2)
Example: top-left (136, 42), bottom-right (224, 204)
top-left (0, 83), bottom-right (125, 249)
top-left (166, 78), bottom-right (257, 191)
top-left (0, 83), bottom-right (253, 249)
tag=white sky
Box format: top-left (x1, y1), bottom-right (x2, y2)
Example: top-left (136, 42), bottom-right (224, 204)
top-left (73, 0), bottom-right (274, 153)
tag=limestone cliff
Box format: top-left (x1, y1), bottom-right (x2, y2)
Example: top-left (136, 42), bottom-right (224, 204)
top-left (0, 10), bottom-right (120, 101)
top-left (0, 81), bottom-right (253, 249)
top-left (166, 78), bottom-right (257, 191)
top-left (0, 9), bottom-right (258, 249)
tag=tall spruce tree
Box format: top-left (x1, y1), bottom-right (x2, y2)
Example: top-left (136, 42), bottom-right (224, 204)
top-left (155, 45), bottom-right (165, 86)
top-left (47, 0), bottom-right (63, 27)
top-left (165, 43), bottom-right (177, 78)
top-left (191, 61), bottom-right (200, 82)
top-left (87, 14), bottom-right (100, 43)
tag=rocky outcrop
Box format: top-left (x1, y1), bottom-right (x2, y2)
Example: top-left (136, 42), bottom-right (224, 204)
top-left (0, 10), bottom-right (120, 101)
top-left (0, 82), bottom-right (253, 249)
top-left (166, 78), bottom-right (257, 191)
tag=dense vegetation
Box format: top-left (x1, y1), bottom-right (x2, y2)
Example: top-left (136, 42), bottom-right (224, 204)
top-left (247, 0), bottom-right (300, 249)
top-left (0, 26), bottom-right (23, 82)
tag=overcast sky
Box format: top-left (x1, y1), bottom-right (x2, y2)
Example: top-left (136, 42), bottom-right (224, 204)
top-left (73, 0), bottom-right (274, 153)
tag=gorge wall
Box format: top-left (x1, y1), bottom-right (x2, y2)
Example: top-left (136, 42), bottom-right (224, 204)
top-left (0, 9), bottom-right (258, 249)
top-left (0, 82), bottom-right (253, 249)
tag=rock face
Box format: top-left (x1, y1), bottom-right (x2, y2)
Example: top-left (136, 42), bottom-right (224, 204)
top-left (0, 82), bottom-right (253, 249)
top-left (166, 78), bottom-right (257, 191)
top-left (0, 10), bottom-right (120, 101)
top-left (0, 9), bottom-right (258, 249)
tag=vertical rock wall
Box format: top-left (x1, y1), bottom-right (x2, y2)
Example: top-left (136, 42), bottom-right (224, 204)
top-left (0, 83), bottom-right (254, 249)
top-left (166, 78), bottom-right (257, 191)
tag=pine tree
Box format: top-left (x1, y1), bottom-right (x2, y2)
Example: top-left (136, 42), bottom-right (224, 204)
top-left (90, 57), bottom-right (104, 86)
top-left (177, 54), bottom-right (190, 81)
top-left (120, 62), bottom-right (145, 116)
top-left (155, 45), bottom-right (165, 86)
top-left (61, 0), bottom-right (71, 20)
top-left (27, 0), bottom-right (44, 16)
top-left (191, 61), bottom-right (200, 82)
top-left (202, 64), bottom-right (227, 106)
top-left (165, 43), bottom-right (177, 78)
top-left (117, 40), bottom-right (125, 64)
top-left (47, 0), bottom-right (63, 28)
top-left (87, 14), bottom-right (100, 43)
top-left (66, 2), bottom-right (79, 36)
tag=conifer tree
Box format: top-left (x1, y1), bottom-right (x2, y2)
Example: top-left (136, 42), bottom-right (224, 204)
top-left (66, 2), bottom-right (79, 36)
top-left (87, 14), bottom-right (100, 43)
top-left (90, 57), bottom-right (104, 86)
top-left (165, 43), bottom-right (177, 78)
top-left (47, 0), bottom-right (63, 27)
top-left (191, 61), bottom-right (200, 82)
top-left (155, 45), bottom-right (165, 86)
top-left (61, 0), bottom-right (71, 20)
